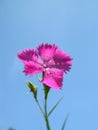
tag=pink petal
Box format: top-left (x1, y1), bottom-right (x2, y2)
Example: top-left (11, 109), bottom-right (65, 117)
top-left (17, 49), bottom-right (38, 62)
top-left (37, 43), bottom-right (57, 61)
top-left (53, 49), bottom-right (72, 72)
top-left (41, 68), bottom-right (64, 90)
top-left (23, 61), bottom-right (43, 75)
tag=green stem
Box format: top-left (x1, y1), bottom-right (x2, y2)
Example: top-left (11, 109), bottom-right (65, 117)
top-left (35, 98), bottom-right (50, 130)
top-left (44, 98), bottom-right (50, 130)
top-left (35, 99), bottom-right (44, 117)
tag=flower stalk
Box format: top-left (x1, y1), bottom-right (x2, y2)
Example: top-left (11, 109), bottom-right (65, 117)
top-left (35, 98), bottom-right (45, 117)
top-left (44, 98), bottom-right (50, 130)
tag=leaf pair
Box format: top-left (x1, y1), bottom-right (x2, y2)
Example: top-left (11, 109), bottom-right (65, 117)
top-left (48, 97), bottom-right (69, 130)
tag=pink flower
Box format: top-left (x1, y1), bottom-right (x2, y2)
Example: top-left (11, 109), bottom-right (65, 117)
top-left (17, 43), bottom-right (72, 90)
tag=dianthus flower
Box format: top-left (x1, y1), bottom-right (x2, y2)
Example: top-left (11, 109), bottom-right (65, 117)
top-left (17, 43), bottom-right (72, 90)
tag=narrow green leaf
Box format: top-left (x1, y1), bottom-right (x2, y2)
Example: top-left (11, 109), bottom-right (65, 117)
top-left (61, 113), bottom-right (69, 130)
top-left (8, 128), bottom-right (15, 130)
top-left (48, 97), bottom-right (63, 117)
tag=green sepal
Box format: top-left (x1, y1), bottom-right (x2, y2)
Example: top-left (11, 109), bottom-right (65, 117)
top-left (61, 113), bottom-right (69, 130)
top-left (27, 81), bottom-right (37, 99)
top-left (48, 97), bottom-right (63, 117)
top-left (43, 84), bottom-right (50, 99)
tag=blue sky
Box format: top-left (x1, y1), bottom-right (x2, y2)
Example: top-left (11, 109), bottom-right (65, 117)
top-left (0, 0), bottom-right (98, 130)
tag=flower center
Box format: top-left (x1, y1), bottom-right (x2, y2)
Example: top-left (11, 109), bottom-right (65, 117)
top-left (43, 64), bottom-right (47, 68)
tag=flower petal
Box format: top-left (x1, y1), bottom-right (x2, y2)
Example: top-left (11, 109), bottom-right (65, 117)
top-left (53, 49), bottom-right (72, 72)
top-left (37, 43), bottom-right (57, 61)
top-left (41, 68), bottom-right (64, 90)
top-left (23, 61), bottom-right (43, 75)
top-left (17, 49), bottom-right (38, 62)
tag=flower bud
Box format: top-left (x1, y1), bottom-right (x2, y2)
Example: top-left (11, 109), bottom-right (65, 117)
top-left (27, 81), bottom-right (37, 99)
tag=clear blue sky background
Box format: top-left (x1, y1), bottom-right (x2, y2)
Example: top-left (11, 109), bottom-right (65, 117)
top-left (0, 0), bottom-right (98, 130)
